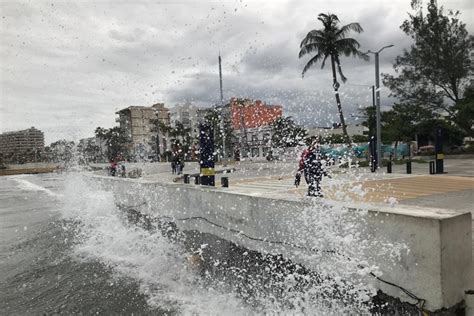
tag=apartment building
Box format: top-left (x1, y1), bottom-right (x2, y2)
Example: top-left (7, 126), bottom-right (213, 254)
top-left (170, 103), bottom-right (200, 138)
top-left (307, 124), bottom-right (369, 138)
top-left (0, 127), bottom-right (45, 163)
top-left (230, 98), bottom-right (283, 159)
top-left (116, 103), bottom-right (170, 159)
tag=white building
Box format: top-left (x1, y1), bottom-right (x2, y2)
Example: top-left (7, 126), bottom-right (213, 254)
top-left (170, 103), bottom-right (200, 139)
top-left (307, 124), bottom-right (369, 138)
top-left (233, 125), bottom-right (273, 159)
top-left (116, 103), bottom-right (171, 160)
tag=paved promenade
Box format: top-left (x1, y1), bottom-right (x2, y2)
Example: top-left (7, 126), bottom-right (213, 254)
top-left (95, 156), bottom-right (474, 291)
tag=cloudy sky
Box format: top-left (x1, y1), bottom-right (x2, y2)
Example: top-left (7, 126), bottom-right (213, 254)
top-left (1, 0), bottom-right (472, 144)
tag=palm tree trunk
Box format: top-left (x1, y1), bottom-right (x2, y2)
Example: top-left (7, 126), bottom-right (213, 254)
top-left (330, 55), bottom-right (351, 147)
top-left (156, 132), bottom-right (161, 161)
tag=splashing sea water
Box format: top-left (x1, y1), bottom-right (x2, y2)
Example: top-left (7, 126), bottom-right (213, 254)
top-left (1, 171), bottom-right (408, 314)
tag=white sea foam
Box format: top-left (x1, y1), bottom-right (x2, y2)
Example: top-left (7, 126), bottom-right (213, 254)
top-left (14, 178), bottom-right (62, 198)
top-left (56, 172), bottom-right (408, 315)
top-left (59, 174), bottom-right (252, 315)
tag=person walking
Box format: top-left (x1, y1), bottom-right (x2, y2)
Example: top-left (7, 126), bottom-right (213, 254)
top-left (295, 138), bottom-right (329, 197)
top-left (175, 154), bottom-right (182, 175)
top-left (171, 153), bottom-right (177, 174)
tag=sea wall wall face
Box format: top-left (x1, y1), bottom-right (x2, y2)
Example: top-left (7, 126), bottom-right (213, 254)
top-left (93, 175), bottom-right (471, 311)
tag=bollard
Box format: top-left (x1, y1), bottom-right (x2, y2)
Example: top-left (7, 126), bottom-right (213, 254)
top-left (370, 160), bottom-right (376, 173)
top-left (194, 175), bottom-right (201, 185)
top-left (183, 174), bottom-right (189, 184)
top-left (387, 161), bottom-right (392, 174)
top-left (429, 161), bottom-right (436, 174)
top-left (221, 177), bottom-right (229, 188)
top-left (406, 161), bottom-right (412, 174)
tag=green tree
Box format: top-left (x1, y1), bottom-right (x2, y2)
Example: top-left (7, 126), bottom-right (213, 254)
top-left (383, 0), bottom-right (472, 134)
top-left (299, 13), bottom-right (368, 145)
top-left (102, 127), bottom-right (129, 161)
top-left (94, 127), bottom-right (107, 162)
top-left (203, 108), bottom-right (234, 159)
top-left (50, 140), bottom-right (75, 164)
top-left (149, 119), bottom-right (170, 161)
top-left (358, 106), bottom-right (376, 138)
top-left (271, 116), bottom-right (307, 148)
top-left (452, 85), bottom-right (474, 138)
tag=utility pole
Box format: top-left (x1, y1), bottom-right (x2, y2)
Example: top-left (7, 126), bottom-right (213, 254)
top-left (365, 45), bottom-right (394, 168)
top-left (218, 53), bottom-right (226, 161)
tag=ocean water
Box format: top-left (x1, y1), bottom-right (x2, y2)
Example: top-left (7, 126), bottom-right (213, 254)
top-left (0, 173), bottom-right (256, 315)
top-left (0, 172), bottom-right (402, 315)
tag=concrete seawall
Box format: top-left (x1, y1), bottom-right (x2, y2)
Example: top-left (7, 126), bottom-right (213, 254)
top-left (92, 175), bottom-right (471, 312)
top-left (0, 163), bottom-right (59, 176)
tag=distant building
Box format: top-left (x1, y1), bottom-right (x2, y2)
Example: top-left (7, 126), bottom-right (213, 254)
top-left (230, 98), bottom-right (283, 159)
top-left (230, 98), bottom-right (282, 130)
top-left (307, 124), bottom-right (369, 138)
top-left (170, 103), bottom-right (200, 138)
top-left (0, 127), bottom-right (45, 163)
top-left (116, 103), bottom-right (170, 159)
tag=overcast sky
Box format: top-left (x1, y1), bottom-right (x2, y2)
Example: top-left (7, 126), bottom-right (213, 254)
top-left (1, 0), bottom-right (472, 144)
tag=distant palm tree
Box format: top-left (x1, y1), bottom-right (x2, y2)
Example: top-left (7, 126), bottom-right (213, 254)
top-left (299, 13), bottom-right (368, 145)
top-left (94, 127), bottom-right (107, 162)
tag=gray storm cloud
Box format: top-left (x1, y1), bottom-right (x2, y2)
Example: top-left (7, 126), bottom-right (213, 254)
top-left (1, 0), bottom-right (472, 143)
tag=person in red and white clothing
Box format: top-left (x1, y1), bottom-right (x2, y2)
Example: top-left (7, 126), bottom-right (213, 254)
top-left (295, 137), bottom-right (329, 197)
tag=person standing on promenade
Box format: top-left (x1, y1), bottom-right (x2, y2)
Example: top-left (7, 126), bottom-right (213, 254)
top-left (171, 153), bottom-right (177, 174)
top-left (295, 137), bottom-right (329, 197)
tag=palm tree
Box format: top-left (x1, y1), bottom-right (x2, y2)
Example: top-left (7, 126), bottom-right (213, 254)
top-left (299, 13), bottom-right (368, 145)
top-left (150, 119), bottom-right (170, 161)
top-left (94, 127), bottom-right (107, 162)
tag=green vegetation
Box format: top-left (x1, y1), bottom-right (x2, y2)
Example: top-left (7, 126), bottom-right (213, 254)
top-left (202, 108), bottom-right (234, 159)
top-left (382, 0), bottom-right (473, 147)
top-left (95, 126), bottom-right (130, 161)
top-left (270, 116), bottom-right (307, 148)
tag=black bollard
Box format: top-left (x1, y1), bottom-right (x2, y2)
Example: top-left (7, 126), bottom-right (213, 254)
top-left (387, 161), bottom-right (392, 173)
top-left (194, 175), bottom-right (201, 185)
top-left (435, 127), bottom-right (444, 174)
top-left (406, 161), bottom-right (412, 174)
top-left (199, 124), bottom-right (215, 186)
top-left (429, 161), bottom-right (435, 174)
top-left (221, 177), bottom-right (229, 188)
top-left (183, 174), bottom-right (190, 184)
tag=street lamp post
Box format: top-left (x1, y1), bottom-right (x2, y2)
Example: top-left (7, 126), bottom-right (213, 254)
top-left (218, 54), bottom-right (226, 162)
top-left (365, 45), bottom-right (394, 168)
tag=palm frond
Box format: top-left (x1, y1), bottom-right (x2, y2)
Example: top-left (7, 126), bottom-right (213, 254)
top-left (320, 54), bottom-right (329, 69)
top-left (300, 12), bottom-right (366, 80)
top-left (302, 52), bottom-right (324, 77)
top-left (300, 30), bottom-right (325, 47)
top-left (355, 50), bottom-right (370, 61)
top-left (318, 13), bottom-right (340, 29)
top-left (336, 23), bottom-right (364, 38)
top-left (335, 38), bottom-right (360, 50)
top-left (299, 43), bottom-right (321, 58)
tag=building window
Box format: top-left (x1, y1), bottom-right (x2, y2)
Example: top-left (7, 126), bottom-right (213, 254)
top-left (263, 147), bottom-right (270, 157)
top-left (251, 147), bottom-right (259, 157)
top-left (252, 134), bottom-right (259, 142)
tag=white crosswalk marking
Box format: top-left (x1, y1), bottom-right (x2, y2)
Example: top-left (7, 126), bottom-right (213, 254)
top-left (226, 178), bottom-right (307, 196)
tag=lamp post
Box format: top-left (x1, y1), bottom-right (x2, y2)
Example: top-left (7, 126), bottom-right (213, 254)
top-left (365, 45), bottom-right (393, 168)
top-left (218, 53), bottom-right (226, 162)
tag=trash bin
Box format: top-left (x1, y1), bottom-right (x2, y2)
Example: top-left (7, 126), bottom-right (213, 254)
top-left (221, 177), bottom-right (229, 188)
top-left (194, 175), bottom-right (201, 185)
